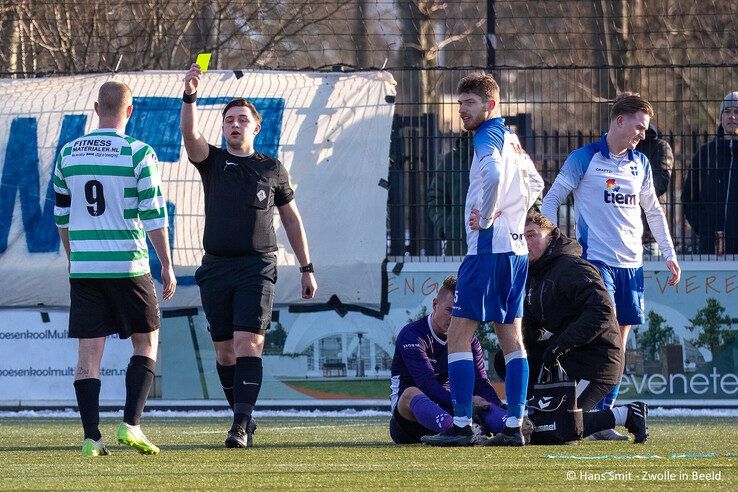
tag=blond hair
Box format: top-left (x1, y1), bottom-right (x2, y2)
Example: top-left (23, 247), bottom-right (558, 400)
top-left (97, 81), bottom-right (132, 117)
top-left (438, 275), bottom-right (457, 298)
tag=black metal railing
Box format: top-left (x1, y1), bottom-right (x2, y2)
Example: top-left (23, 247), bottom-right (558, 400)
top-left (386, 65), bottom-right (738, 261)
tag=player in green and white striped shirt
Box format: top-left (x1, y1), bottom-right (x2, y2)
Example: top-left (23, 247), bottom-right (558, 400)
top-left (54, 81), bottom-right (176, 457)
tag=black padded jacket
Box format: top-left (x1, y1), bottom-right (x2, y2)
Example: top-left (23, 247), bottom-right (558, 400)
top-left (523, 229), bottom-right (624, 385)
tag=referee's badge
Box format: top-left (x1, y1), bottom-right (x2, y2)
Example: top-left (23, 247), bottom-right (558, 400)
top-left (257, 189), bottom-right (267, 202)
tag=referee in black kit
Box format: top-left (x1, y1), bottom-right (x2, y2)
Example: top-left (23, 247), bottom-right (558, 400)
top-left (180, 63), bottom-right (317, 448)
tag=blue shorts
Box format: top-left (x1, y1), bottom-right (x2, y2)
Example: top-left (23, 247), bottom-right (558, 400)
top-left (590, 260), bottom-right (645, 326)
top-left (452, 252), bottom-right (528, 324)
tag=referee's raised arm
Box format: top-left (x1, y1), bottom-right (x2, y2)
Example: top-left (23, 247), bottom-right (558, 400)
top-left (180, 63), bottom-right (210, 163)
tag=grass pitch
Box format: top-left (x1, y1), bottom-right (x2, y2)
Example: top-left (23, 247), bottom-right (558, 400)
top-left (0, 416), bottom-right (735, 490)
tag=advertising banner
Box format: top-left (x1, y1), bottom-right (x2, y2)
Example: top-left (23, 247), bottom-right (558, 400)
top-left (0, 70), bottom-right (395, 308)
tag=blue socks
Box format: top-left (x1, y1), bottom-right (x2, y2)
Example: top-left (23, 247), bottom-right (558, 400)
top-left (504, 350), bottom-right (529, 427)
top-left (596, 384), bottom-right (620, 410)
top-left (448, 352), bottom-right (475, 427)
top-left (409, 394), bottom-right (453, 432)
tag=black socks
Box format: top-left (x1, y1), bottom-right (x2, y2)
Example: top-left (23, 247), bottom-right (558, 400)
top-left (74, 378), bottom-right (102, 440)
top-left (233, 356), bottom-right (262, 428)
top-left (216, 362), bottom-right (236, 409)
top-left (123, 355), bottom-right (156, 426)
top-left (583, 409), bottom-right (617, 437)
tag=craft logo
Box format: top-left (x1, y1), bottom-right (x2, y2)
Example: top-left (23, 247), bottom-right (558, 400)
top-left (603, 178), bottom-right (636, 205)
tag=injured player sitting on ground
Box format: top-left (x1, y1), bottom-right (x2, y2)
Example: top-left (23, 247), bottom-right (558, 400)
top-left (389, 275), bottom-right (508, 444)
top-left (389, 275), bottom-right (648, 445)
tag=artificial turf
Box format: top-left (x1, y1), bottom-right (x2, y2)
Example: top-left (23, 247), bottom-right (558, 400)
top-left (0, 416), bottom-right (735, 490)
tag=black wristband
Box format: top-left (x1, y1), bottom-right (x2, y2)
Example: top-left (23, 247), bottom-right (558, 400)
top-left (299, 263), bottom-right (314, 273)
top-left (183, 91), bottom-right (197, 104)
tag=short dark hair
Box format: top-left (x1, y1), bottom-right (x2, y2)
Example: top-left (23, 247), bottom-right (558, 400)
top-left (457, 73), bottom-right (500, 103)
top-left (526, 212), bottom-right (555, 232)
top-left (222, 98), bottom-right (262, 124)
top-left (438, 275), bottom-right (457, 299)
top-left (610, 92), bottom-right (654, 121)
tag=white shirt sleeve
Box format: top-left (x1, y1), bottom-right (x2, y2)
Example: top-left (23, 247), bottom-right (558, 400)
top-left (541, 150), bottom-right (588, 226)
top-left (526, 159), bottom-right (545, 211)
top-left (640, 165), bottom-right (676, 261)
top-left (541, 175), bottom-right (574, 227)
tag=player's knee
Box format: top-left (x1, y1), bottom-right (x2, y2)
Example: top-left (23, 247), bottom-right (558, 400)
top-left (214, 342), bottom-right (236, 366)
top-left (398, 387), bottom-right (423, 410)
top-left (131, 332), bottom-right (158, 359)
top-left (397, 387), bottom-right (423, 418)
top-left (447, 319), bottom-right (475, 347)
top-left (234, 330), bottom-right (265, 357)
top-left (496, 328), bottom-right (524, 354)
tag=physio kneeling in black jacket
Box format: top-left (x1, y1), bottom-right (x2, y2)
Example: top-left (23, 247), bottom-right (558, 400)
top-left (494, 212), bottom-right (623, 409)
top-left (493, 213), bottom-right (649, 442)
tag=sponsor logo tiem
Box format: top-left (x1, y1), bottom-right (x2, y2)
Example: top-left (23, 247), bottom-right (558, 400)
top-left (603, 178), bottom-right (636, 205)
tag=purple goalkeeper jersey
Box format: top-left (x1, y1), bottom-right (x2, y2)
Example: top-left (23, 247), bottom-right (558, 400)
top-left (389, 315), bottom-right (501, 412)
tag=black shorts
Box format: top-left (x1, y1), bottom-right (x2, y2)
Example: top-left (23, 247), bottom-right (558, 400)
top-left (69, 274), bottom-right (160, 339)
top-left (389, 407), bottom-right (433, 444)
top-left (195, 253), bottom-right (277, 341)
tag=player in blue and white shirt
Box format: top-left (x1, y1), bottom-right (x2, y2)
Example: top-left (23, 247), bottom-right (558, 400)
top-left (423, 74), bottom-right (544, 447)
top-left (541, 93), bottom-right (681, 439)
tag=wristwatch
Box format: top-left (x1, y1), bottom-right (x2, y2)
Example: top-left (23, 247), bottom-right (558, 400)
top-left (299, 263), bottom-right (314, 273)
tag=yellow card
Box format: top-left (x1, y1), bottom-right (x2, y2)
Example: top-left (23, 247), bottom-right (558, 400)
top-left (196, 53), bottom-right (212, 72)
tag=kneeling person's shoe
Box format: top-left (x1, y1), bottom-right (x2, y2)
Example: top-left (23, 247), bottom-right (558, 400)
top-left (588, 428), bottom-right (630, 441)
top-left (482, 425), bottom-right (526, 447)
top-left (421, 424), bottom-right (475, 447)
top-left (624, 401), bottom-right (648, 444)
top-left (225, 419), bottom-right (256, 448)
top-left (117, 422), bottom-right (160, 454)
top-left (81, 438), bottom-right (111, 457)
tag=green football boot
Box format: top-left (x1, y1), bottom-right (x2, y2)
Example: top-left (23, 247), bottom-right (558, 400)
top-left (117, 423), bottom-right (160, 454)
top-left (81, 438), bottom-right (111, 457)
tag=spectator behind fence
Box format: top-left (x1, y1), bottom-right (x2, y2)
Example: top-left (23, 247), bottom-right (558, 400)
top-left (682, 91), bottom-right (738, 254)
top-left (636, 123), bottom-right (674, 257)
top-left (427, 137), bottom-right (471, 256)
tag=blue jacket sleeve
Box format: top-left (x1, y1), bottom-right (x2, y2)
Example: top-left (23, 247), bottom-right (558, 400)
top-left (397, 334), bottom-right (453, 410)
top-left (471, 337), bottom-right (502, 406)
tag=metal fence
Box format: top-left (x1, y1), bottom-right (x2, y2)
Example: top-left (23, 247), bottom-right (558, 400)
top-left (387, 64), bottom-right (738, 261)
